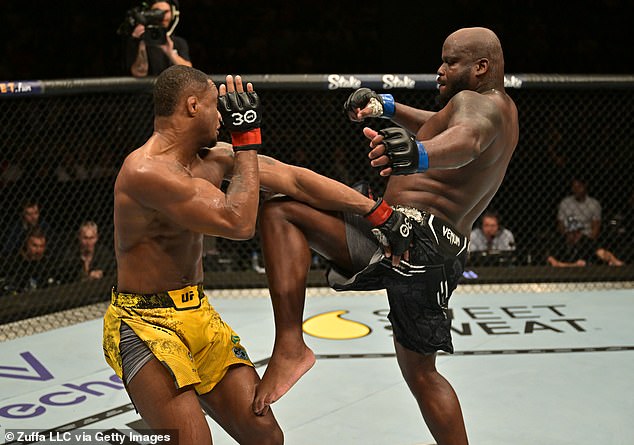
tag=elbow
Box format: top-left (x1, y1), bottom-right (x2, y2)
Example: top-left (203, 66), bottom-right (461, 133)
top-left (469, 132), bottom-right (483, 160)
top-left (231, 219), bottom-right (257, 240)
top-left (208, 212), bottom-right (257, 240)
top-left (458, 126), bottom-right (484, 161)
top-left (236, 226), bottom-right (256, 240)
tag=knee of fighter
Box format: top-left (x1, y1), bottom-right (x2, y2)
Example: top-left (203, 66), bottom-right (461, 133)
top-left (254, 422), bottom-right (283, 445)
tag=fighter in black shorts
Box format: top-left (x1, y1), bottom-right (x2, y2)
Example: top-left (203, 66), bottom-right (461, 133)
top-left (327, 204), bottom-right (468, 354)
top-left (254, 27), bottom-right (519, 445)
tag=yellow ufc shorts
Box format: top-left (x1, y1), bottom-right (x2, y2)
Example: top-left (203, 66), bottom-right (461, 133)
top-left (102, 284), bottom-right (253, 395)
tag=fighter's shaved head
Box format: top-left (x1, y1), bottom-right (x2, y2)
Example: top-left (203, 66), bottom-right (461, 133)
top-left (444, 27), bottom-right (505, 85)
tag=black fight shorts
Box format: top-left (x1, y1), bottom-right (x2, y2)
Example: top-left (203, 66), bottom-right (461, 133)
top-left (327, 206), bottom-right (468, 354)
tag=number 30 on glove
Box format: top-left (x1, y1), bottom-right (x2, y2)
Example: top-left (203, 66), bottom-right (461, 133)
top-left (364, 198), bottom-right (413, 259)
top-left (218, 87), bottom-right (262, 151)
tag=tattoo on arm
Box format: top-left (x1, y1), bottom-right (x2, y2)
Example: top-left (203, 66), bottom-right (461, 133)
top-left (132, 43), bottom-right (149, 76)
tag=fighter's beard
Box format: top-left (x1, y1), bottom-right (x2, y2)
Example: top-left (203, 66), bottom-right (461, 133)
top-left (436, 73), bottom-right (472, 107)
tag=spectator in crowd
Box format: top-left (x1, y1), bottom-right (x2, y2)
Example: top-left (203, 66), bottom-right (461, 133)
top-left (547, 217), bottom-right (624, 267)
top-left (469, 210), bottom-right (516, 252)
top-left (59, 221), bottom-right (115, 283)
top-left (557, 177), bottom-right (601, 240)
top-left (1, 227), bottom-right (60, 292)
top-left (123, 0), bottom-right (192, 77)
top-left (468, 210), bottom-right (516, 266)
top-left (1, 199), bottom-right (51, 255)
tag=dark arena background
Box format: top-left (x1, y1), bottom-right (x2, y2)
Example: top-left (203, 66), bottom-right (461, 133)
top-left (1, 3), bottom-right (634, 443)
top-left (1, 73), bottom-right (633, 332)
top-left (0, 0), bottom-right (633, 334)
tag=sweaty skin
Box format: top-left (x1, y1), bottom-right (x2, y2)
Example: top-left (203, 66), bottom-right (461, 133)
top-left (111, 71), bottom-right (289, 445)
top-left (253, 27), bottom-right (519, 445)
top-left (115, 73), bottom-right (379, 291)
top-left (111, 68), bottom-right (385, 444)
top-left (367, 28), bottom-right (518, 235)
top-left (195, 144), bottom-right (378, 218)
top-left (115, 77), bottom-right (259, 294)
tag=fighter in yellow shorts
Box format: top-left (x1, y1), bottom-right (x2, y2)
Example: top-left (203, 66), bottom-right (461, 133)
top-left (106, 66), bottom-right (400, 444)
top-left (103, 284), bottom-right (252, 395)
top-left (106, 69), bottom-right (284, 445)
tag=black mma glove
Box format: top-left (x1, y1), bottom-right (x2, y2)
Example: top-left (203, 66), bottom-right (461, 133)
top-left (343, 87), bottom-right (396, 121)
top-left (218, 89), bottom-right (262, 151)
top-left (364, 198), bottom-right (413, 257)
top-left (378, 127), bottom-right (429, 176)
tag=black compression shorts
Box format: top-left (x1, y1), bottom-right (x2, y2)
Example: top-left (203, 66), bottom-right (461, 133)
top-left (327, 206), bottom-right (468, 354)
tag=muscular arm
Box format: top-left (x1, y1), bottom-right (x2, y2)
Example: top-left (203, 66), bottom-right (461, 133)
top-left (180, 145), bottom-right (411, 262)
top-left (390, 102), bottom-right (436, 135)
top-left (420, 91), bottom-right (500, 169)
top-left (222, 151), bottom-right (260, 237)
top-left (128, 152), bottom-right (259, 240)
top-left (257, 155), bottom-right (375, 215)
top-left (367, 91), bottom-right (502, 172)
top-left (203, 146), bottom-right (375, 215)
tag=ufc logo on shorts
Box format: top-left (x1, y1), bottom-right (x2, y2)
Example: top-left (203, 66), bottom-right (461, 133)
top-left (182, 290), bottom-right (195, 303)
top-left (230, 110), bottom-right (258, 127)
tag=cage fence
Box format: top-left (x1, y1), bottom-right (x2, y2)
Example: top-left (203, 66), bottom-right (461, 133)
top-left (0, 74), bottom-right (633, 335)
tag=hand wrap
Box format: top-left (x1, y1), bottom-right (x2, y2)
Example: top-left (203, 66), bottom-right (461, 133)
top-left (218, 90), bottom-right (262, 151)
top-left (378, 127), bottom-right (429, 175)
top-left (343, 88), bottom-right (395, 120)
top-left (364, 198), bottom-right (413, 257)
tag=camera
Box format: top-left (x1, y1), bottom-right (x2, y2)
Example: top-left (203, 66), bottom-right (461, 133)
top-left (118, 3), bottom-right (168, 46)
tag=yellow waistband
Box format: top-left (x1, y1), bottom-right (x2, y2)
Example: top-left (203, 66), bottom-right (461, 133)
top-left (111, 284), bottom-right (204, 310)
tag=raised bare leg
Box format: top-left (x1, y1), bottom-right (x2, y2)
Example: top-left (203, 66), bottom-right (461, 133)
top-left (254, 199), bottom-right (316, 415)
top-left (394, 340), bottom-right (468, 445)
top-left (254, 198), bottom-right (352, 415)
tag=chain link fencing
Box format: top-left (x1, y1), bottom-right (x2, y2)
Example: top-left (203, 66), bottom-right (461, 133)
top-left (1, 74), bottom-right (633, 332)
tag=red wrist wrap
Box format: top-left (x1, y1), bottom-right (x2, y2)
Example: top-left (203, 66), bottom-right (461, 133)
top-left (364, 198), bottom-right (393, 226)
top-left (231, 128), bottom-right (262, 148)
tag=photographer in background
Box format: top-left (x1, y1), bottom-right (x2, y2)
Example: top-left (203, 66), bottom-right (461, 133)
top-left (120, 0), bottom-right (192, 77)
